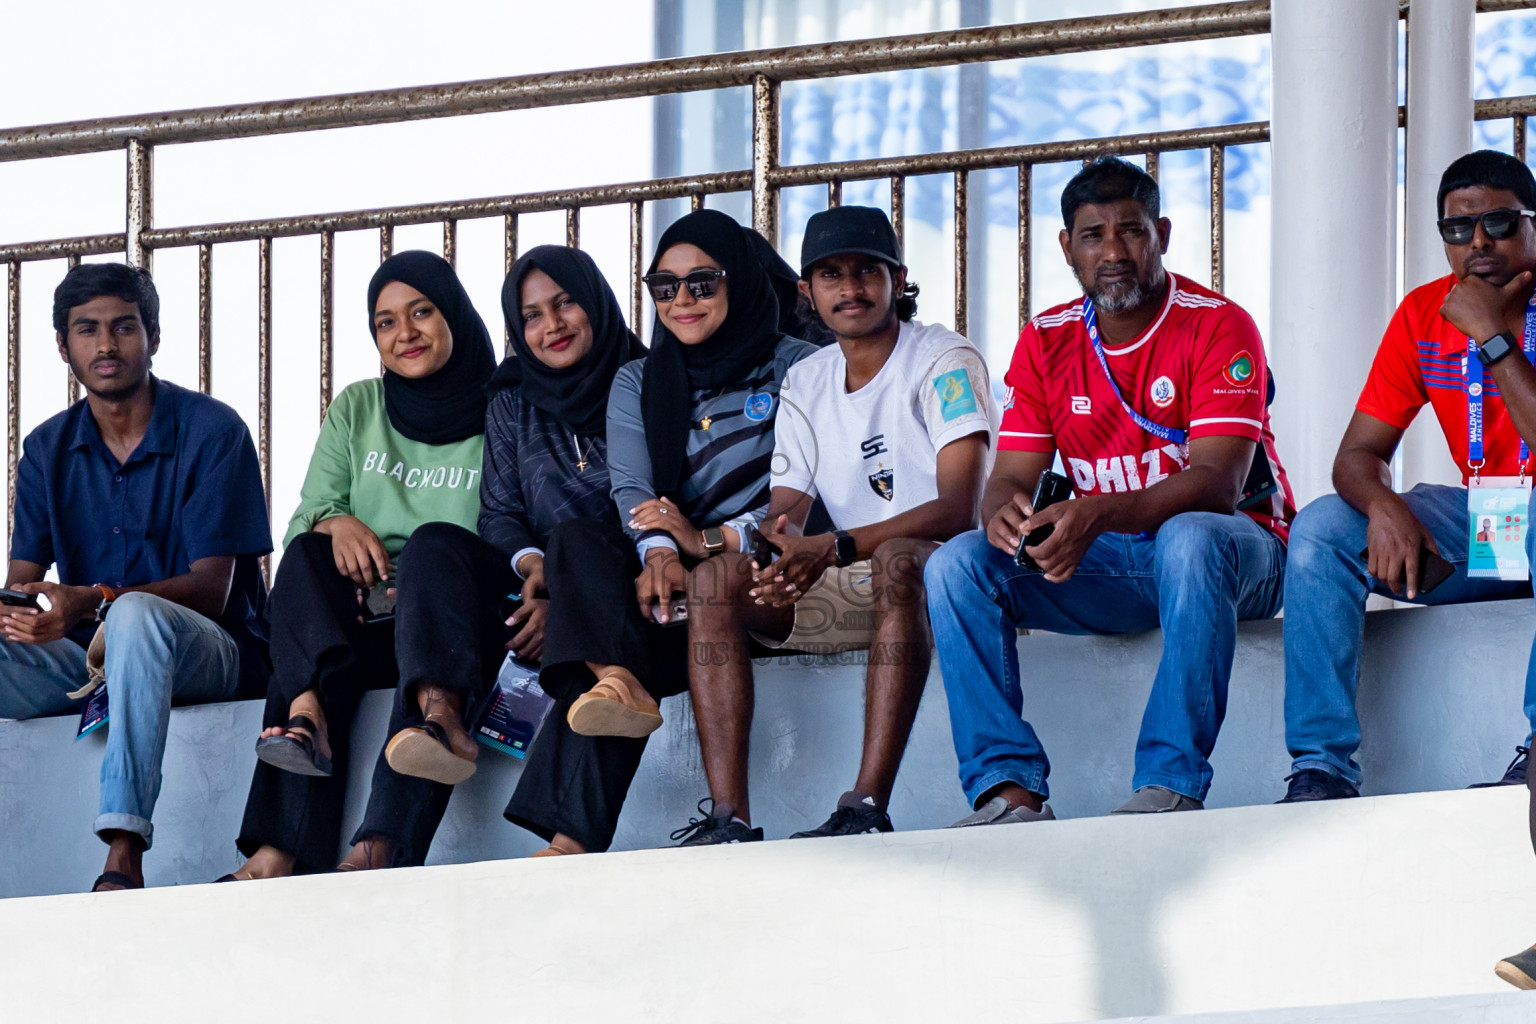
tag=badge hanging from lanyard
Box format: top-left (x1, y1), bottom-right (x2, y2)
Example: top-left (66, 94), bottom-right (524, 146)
top-left (1464, 297), bottom-right (1536, 580)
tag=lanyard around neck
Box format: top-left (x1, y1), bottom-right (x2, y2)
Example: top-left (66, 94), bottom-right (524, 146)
top-left (1465, 295), bottom-right (1536, 480)
top-left (1082, 295), bottom-right (1187, 446)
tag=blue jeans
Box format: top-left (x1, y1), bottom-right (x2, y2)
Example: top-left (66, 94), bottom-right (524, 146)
top-left (0, 592), bottom-right (240, 846)
top-left (1283, 484), bottom-right (1536, 785)
top-left (926, 512), bottom-right (1286, 805)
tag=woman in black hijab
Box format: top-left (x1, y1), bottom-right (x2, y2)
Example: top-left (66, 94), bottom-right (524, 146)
top-left (535, 209), bottom-right (814, 851)
top-left (228, 250), bottom-right (498, 879)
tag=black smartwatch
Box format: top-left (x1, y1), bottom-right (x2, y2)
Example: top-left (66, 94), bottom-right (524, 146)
top-left (1477, 330), bottom-right (1518, 367)
top-left (832, 529), bottom-right (858, 568)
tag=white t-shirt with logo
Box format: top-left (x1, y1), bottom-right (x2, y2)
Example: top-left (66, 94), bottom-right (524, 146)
top-left (772, 319), bottom-right (996, 529)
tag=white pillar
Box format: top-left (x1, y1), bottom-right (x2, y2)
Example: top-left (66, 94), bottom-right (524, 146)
top-left (1270, 0), bottom-right (1400, 506)
top-left (1400, 0), bottom-right (1476, 489)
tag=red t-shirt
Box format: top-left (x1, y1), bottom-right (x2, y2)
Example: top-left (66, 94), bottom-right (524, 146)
top-left (1357, 273), bottom-right (1527, 480)
top-left (1000, 273), bottom-right (1295, 540)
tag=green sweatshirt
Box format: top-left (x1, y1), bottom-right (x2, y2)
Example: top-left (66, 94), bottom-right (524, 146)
top-left (284, 378), bottom-right (484, 558)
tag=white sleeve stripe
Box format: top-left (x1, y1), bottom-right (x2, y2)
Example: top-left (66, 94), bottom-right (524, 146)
top-left (1190, 416), bottom-right (1262, 428)
top-left (1001, 430), bottom-right (1054, 438)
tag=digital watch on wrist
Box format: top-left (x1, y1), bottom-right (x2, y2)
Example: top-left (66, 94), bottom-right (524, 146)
top-left (832, 530), bottom-right (858, 568)
top-left (701, 526), bottom-right (726, 556)
top-left (1477, 330), bottom-right (1518, 367)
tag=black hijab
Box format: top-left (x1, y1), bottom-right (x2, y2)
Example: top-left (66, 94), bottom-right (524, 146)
top-left (492, 245), bottom-right (645, 436)
top-left (641, 209), bottom-right (782, 499)
top-left (745, 227), bottom-right (804, 338)
top-left (367, 250), bottom-right (496, 445)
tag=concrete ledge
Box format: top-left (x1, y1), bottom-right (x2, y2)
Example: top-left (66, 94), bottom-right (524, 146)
top-left (1, 788), bottom-right (1533, 1023)
top-left (1, 598), bottom-right (1532, 898)
top-left (1108, 991), bottom-right (1536, 1023)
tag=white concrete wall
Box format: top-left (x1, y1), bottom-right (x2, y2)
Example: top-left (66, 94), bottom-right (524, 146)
top-left (2, 598), bottom-right (1534, 899)
top-left (1, 788), bottom-right (1532, 1023)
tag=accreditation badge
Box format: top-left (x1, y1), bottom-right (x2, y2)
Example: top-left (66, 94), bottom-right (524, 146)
top-left (1467, 477), bottom-right (1531, 580)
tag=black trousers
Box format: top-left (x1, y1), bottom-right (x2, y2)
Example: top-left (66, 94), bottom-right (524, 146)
top-left (237, 525), bottom-right (514, 872)
top-left (504, 517), bottom-right (687, 852)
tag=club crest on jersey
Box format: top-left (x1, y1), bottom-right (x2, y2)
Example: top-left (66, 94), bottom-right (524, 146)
top-left (1223, 351), bottom-right (1256, 388)
top-left (868, 465), bottom-right (894, 501)
top-left (1149, 375), bottom-right (1176, 408)
top-left (743, 393), bottom-right (774, 422)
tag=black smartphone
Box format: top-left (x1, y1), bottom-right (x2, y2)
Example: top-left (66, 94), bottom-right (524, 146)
top-left (1358, 545), bottom-right (1455, 596)
top-left (1015, 471), bottom-right (1074, 571)
top-left (650, 596), bottom-right (689, 626)
top-left (363, 581), bottom-right (396, 621)
top-left (747, 523), bottom-right (775, 570)
top-left (0, 588), bottom-right (39, 610)
top-left (498, 590), bottom-right (524, 624)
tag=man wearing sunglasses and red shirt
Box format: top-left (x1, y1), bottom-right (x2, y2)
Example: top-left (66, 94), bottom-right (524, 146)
top-left (1281, 150), bottom-right (1536, 817)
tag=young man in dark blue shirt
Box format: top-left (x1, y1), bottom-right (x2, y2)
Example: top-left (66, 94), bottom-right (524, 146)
top-left (0, 264), bottom-right (271, 892)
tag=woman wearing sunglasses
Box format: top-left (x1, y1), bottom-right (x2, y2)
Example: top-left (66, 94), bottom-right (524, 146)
top-left (502, 209), bottom-right (815, 855)
top-left (226, 250), bottom-right (496, 879)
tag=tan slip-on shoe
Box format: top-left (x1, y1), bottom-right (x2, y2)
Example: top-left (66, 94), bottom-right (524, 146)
top-left (567, 668), bottom-right (663, 738)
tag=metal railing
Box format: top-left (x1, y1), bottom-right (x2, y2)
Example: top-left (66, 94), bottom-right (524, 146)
top-left (1, 0), bottom-right (1533, 562)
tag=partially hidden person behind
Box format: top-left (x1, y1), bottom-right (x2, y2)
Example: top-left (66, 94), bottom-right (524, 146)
top-left (680, 204), bottom-right (994, 842)
top-left (230, 250), bottom-right (495, 879)
top-left (926, 155), bottom-right (1295, 824)
top-left (0, 263), bottom-right (271, 891)
top-left (483, 244), bottom-right (654, 858)
top-left (597, 208), bottom-right (816, 846)
top-left (1281, 149), bottom-right (1536, 806)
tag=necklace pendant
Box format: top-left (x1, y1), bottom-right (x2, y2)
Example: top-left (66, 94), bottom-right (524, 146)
top-left (700, 415), bottom-right (712, 431)
top-left (576, 458), bottom-right (587, 472)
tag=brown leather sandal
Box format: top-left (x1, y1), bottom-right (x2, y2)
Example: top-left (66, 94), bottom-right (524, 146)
top-left (384, 715), bottom-right (477, 785)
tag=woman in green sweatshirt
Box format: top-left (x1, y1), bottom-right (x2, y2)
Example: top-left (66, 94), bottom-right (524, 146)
top-left (228, 250), bottom-right (496, 878)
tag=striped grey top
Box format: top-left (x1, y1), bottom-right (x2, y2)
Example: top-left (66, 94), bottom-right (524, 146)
top-left (607, 333), bottom-right (817, 557)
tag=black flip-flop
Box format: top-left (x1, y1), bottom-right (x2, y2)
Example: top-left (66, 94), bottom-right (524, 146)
top-left (254, 714), bottom-right (333, 777)
top-left (91, 870), bottom-right (142, 892)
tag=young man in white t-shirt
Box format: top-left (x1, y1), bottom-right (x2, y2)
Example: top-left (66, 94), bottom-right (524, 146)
top-left (678, 206), bottom-right (995, 844)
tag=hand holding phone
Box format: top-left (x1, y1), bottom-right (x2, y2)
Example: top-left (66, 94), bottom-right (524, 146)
top-left (1358, 544), bottom-right (1455, 597)
top-left (0, 588), bottom-right (41, 610)
top-left (1016, 471), bottom-right (1074, 571)
top-left (747, 524), bottom-right (775, 570)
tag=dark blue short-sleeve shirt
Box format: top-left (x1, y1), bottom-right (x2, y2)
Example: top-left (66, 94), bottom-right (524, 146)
top-left (10, 376), bottom-right (273, 695)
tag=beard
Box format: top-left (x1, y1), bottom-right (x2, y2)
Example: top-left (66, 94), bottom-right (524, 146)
top-left (1076, 259), bottom-right (1167, 313)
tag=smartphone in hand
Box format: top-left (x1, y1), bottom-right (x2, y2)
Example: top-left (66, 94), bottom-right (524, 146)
top-left (0, 588), bottom-right (40, 610)
top-left (1016, 471), bottom-right (1074, 571)
top-left (746, 524), bottom-right (775, 570)
top-left (1358, 545), bottom-right (1455, 596)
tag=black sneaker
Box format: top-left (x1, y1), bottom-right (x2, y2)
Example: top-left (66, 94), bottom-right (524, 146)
top-left (789, 791), bottom-right (894, 838)
top-left (670, 798), bottom-right (764, 847)
top-left (1277, 768), bottom-right (1359, 803)
top-left (1470, 746), bottom-right (1529, 788)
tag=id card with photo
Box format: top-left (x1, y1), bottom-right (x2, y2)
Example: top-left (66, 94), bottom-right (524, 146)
top-left (1467, 477), bottom-right (1531, 580)
top-left (473, 655), bottom-right (555, 759)
top-left (76, 684), bottom-right (109, 739)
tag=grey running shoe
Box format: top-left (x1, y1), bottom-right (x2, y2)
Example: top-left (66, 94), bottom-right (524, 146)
top-left (1112, 786), bottom-right (1204, 814)
top-left (948, 795), bottom-right (1056, 827)
top-left (1496, 946), bottom-right (1536, 990)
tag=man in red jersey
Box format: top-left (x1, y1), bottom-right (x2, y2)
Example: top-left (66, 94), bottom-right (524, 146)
top-left (1279, 150), bottom-right (1536, 816)
top-left (926, 157), bottom-right (1294, 823)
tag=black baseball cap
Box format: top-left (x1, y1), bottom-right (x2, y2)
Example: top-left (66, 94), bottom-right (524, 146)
top-left (799, 205), bottom-right (903, 278)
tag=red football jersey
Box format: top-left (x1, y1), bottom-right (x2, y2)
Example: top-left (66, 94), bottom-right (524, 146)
top-left (1000, 273), bottom-right (1295, 540)
top-left (1357, 273), bottom-right (1529, 480)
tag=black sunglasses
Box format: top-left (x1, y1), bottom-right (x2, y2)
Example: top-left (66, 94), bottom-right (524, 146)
top-left (643, 268), bottom-right (727, 303)
top-left (1436, 208), bottom-right (1535, 245)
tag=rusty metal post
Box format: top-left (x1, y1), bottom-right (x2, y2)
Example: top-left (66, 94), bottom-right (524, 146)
top-left (954, 170), bottom-right (969, 336)
top-left (257, 238), bottom-right (272, 583)
top-left (1146, 150), bottom-right (1160, 181)
top-left (125, 138), bottom-right (153, 271)
top-left (1518, 115), bottom-right (1528, 162)
top-left (890, 176), bottom-right (905, 250)
top-left (566, 207), bottom-right (580, 248)
top-left (827, 180), bottom-right (842, 208)
top-left (7, 261), bottom-right (18, 543)
top-left (1210, 144), bottom-right (1225, 293)
top-left (503, 213), bottom-right (518, 355)
top-left (1018, 164), bottom-right (1032, 333)
top-left (67, 254), bottom-right (81, 405)
top-left (752, 74), bottom-right (781, 245)
top-left (379, 224), bottom-right (393, 262)
top-left (629, 200), bottom-right (644, 332)
top-left (442, 219), bottom-right (457, 268)
top-left (198, 243), bottom-right (212, 394)
top-left (320, 229), bottom-right (334, 421)
top-left (691, 193), bottom-right (706, 212)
